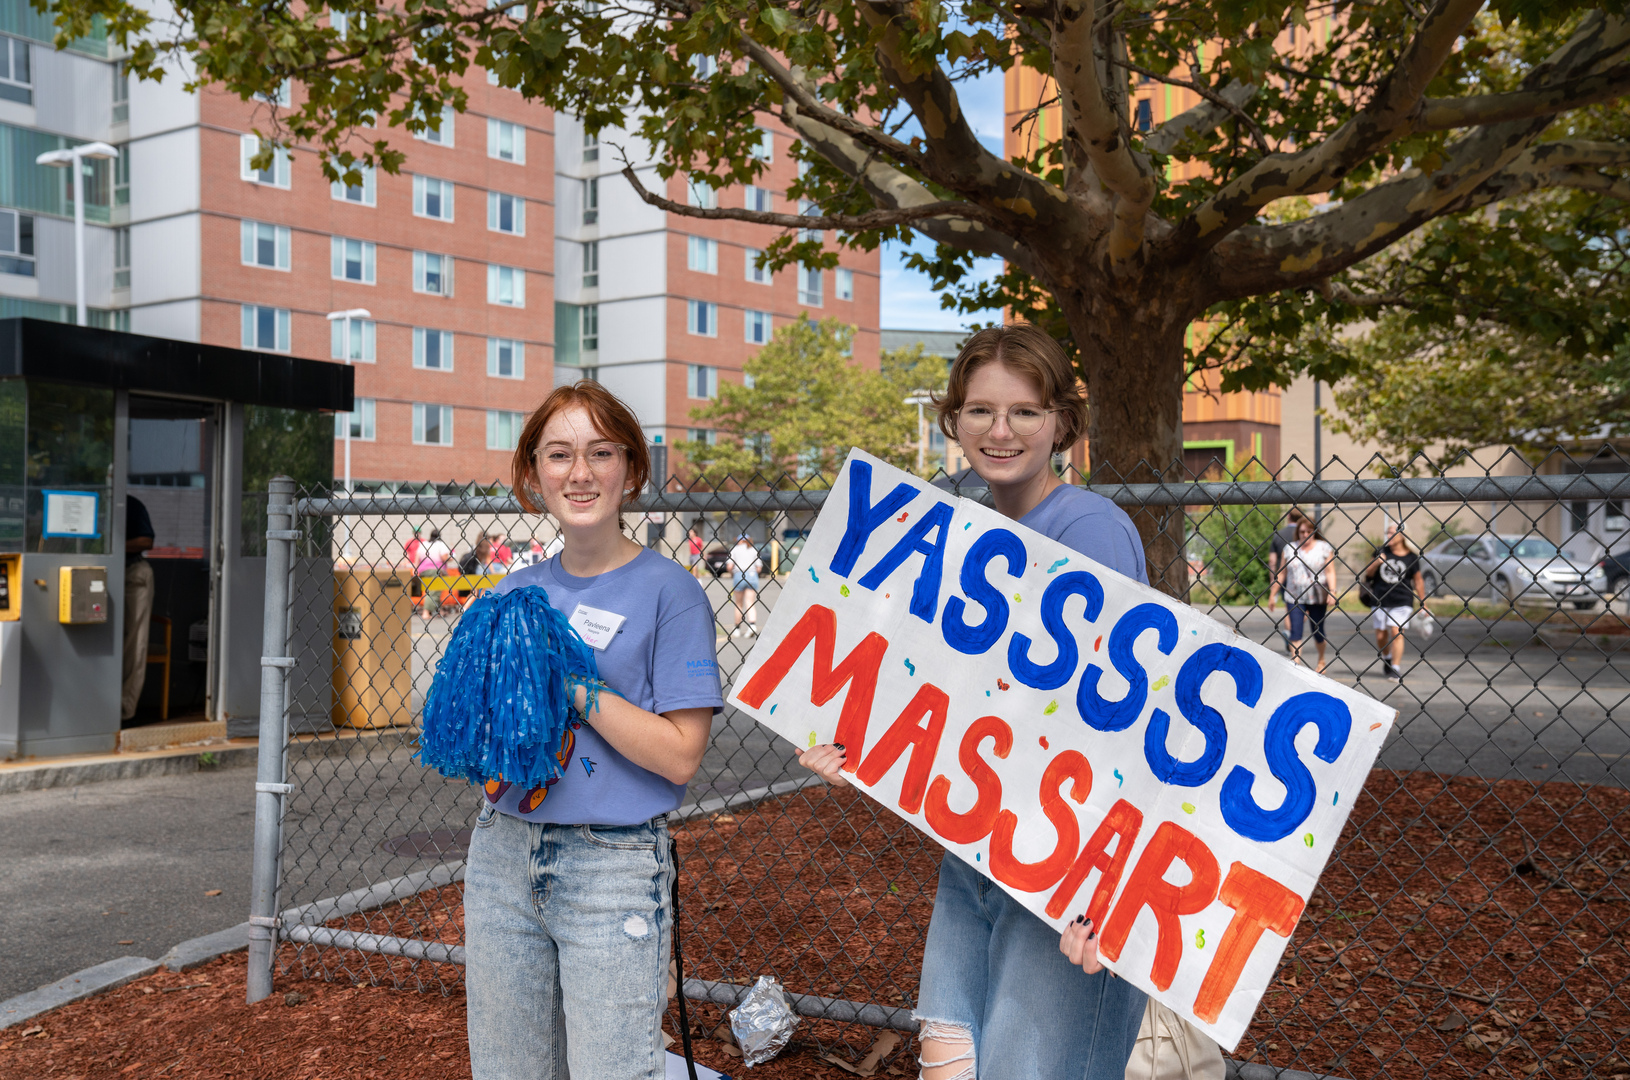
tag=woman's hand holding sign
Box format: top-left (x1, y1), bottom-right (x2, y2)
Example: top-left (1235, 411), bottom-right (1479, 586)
top-left (1059, 915), bottom-right (1104, 975)
top-left (797, 742), bottom-right (851, 787)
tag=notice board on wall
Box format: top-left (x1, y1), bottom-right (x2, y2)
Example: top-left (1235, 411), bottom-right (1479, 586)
top-left (728, 450), bottom-right (1395, 1049)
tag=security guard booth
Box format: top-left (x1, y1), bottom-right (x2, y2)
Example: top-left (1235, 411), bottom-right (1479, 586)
top-left (0, 318), bottom-right (351, 760)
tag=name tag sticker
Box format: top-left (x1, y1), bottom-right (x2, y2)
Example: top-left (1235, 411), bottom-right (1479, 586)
top-left (568, 603), bottom-right (626, 651)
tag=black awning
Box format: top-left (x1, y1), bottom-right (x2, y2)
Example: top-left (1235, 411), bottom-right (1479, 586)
top-left (0, 318), bottom-right (352, 411)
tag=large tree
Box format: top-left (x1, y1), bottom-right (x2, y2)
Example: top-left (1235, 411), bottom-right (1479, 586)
top-left (51, 0), bottom-right (1630, 592)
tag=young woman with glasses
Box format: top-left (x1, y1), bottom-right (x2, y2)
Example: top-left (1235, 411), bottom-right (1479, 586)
top-left (798, 324), bottom-right (1150, 1080)
top-left (462, 381), bottom-right (724, 1080)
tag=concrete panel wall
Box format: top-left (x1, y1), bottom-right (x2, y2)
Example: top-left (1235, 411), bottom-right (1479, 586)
top-left (129, 212), bottom-right (199, 306)
top-left (32, 47), bottom-right (113, 138)
top-left (129, 127), bottom-right (201, 221)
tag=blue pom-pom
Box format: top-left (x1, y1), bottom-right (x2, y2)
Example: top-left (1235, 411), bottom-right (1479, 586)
top-left (417, 586), bottom-right (601, 789)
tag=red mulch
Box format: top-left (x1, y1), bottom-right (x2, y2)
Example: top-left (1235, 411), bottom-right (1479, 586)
top-left (5, 772), bottom-right (1629, 1079)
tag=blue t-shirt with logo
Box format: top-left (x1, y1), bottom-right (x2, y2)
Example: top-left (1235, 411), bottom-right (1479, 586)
top-left (1019, 484), bottom-right (1149, 585)
top-left (482, 547), bottom-right (724, 825)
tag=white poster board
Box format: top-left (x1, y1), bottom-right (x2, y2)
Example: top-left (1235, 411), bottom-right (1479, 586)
top-left (728, 451), bottom-right (1394, 1049)
top-left (42, 490), bottom-right (100, 538)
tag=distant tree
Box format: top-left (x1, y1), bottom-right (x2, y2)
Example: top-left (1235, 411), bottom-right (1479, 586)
top-left (677, 316), bottom-right (923, 485)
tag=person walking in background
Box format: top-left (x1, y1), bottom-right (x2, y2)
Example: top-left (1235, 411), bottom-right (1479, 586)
top-left (417, 528), bottom-right (453, 619)
top-left (728, 534), bottom-right (762, 637)
top-left (460, 535), bottom-right (506, 576)
top-left (687, 525), bottom-right (705, 578)
top-left (405, 525), bottom-right (427, 568)
top-left (121, 494), bottom-right (156, 722)
top-left (1267, 508), bottom-right (1309, 647)
top-left (1363, 523), bottom-right (1426, 682)
top-left (488, 530), bottom-right (514, 567)
top-left (1270, 518), bottom-right (1337, 672)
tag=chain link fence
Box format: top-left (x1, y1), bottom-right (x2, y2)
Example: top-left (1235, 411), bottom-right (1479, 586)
top-left (244, 450), bottom-right (1630, 1078)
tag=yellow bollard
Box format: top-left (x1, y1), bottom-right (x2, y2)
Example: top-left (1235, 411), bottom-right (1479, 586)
top-left (332, 567), bottom-right (414, 729)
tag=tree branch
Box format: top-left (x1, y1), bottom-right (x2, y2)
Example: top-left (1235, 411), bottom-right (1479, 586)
top-left (1143, 81), bottom-right (1259, 156)
top-left (1051, 0), bottom-right (1155, 266)
top-left (1416, 59), bottom-right (1630, 130)
top-left (1115, 58), bottom-right (1268, 156)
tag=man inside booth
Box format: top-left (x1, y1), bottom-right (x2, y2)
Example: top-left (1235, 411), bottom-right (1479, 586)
top-left (122, 494), bottom-right (155, 721)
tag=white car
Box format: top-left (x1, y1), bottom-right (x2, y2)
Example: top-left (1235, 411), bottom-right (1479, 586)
top-left (1420, 533), bottom-right (1607, 609)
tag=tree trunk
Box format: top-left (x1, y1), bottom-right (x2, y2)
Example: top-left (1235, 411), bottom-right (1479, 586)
top-left (1063, 291), bottom-right (1192, 600)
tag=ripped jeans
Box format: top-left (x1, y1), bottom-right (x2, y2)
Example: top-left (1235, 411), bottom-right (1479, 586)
top-left (464, 804), bottom-right (673, 1080)
top-left (916, 854), bottom-right (1145, 1080)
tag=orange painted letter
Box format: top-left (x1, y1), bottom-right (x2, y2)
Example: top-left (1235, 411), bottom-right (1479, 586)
top-left (989, 751), bottom-right (1093, 894)
top-left (1191, 862), bottom-right (1305, 1024)
top-left (736, 604), bottom-right (889, 770)
top-left (1098, 821), bottom-right (1221, 991)
top-left (1044, 798), bottom-right (1144, 920)
top-left (855, 683), bottom-right (950, 814)
top-left (924, 716), bottom-right (1013, 845)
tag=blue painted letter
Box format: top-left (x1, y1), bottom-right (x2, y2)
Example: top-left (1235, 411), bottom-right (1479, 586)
top-left (941, 529), bottom-right (1026, 656)
top-left (830, 459), bottom-right (918, 578)
top-left (1144, 643), bottom-right (1262, 787)
top-left (1077, 603), bottom-right (1178, 732)
top-left (1220, 692), bottom-right (1352, 842)
top-left (858, 501), bottom-right (955, 622)
top-left (1009, 571), bottom-right (1104, 690)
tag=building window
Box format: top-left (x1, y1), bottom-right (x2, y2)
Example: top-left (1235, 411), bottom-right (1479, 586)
top-left (686, 300), bottom-right (716, 337)
top-left (798, 266), bottom-right (823, 307)
top-left (687, 364), bottom-right (716, 399)
top-left (260, 80), bottom-right (291, 107)
top-left (581, 304), bottom-right (599, 351)
top-left (413, 403), bottom-right (453, 445)
top-left (1135, 98), bottom-right (1153, 133)
top-left (488, 337), bottom-right (524, 379)
top-left (413, 175), bottom-right (455, 221)
top-left (744, 309), bottom-right (771, 345)
top-left (0, 36), bottom-right (30, 105)
top-left (111, 58), bottom-right (127, 120)
top-left (691, 55), bottom-right (716, 79)
top-left (241, 304), bottom-right (291, 352)
top-left (331, 236), bottom-right (376, 283)
top-left (413, 251), bottom-right (453, 295)
top-left (581, 240), bottom-right (598, 287)
top-left (744, 185), bottom-right (771, 213)
top-left (583, 177), bottom-right (599, 225)
top-left (334, 398), bottom-right (376, 440)
top-left (487, 264), bottom-right (525, 307)
top-left (0, 209), bottom-right (34, 277)
top-left (113, 226), bottom-right (129, 288)
top-left (114, 144), bottom-right (129, 206)
top-left (330, 165), bottom-right (376, 205)
top-left (488, 409), bottom-right (526, 450)
top-left (331, 317), bottom-right (376, 362)
top-left (688, 428), bottom-right (717, 445)
top-left (582, 129), bottom-right (598, 162)
top-left (413, 327), bottom-right (454, 370)
top-left (414, 104), bottom-right (457, 145)
top-left (798, 197), bottom-right (823, 244)
top-left (488, 118), bottom-right (526, 163)
top-left (240, 135), bottom-right (291, 188)
top-left (331, 10), bottom-right (364, 38)
top-left (835, 267), bottom-right (854, 301)
top-left (751, 128), bottom-right (773, 161)
top-left (744, 247), bottom-right (770, 284)
top-left (488, 190), bottom-right (525, 234)
top-left (686, 178), bottom-right (717, 210)
top-left (687, 236), bottom-right (717, 274)
top-left (240, 221), bottom-right (289, 271)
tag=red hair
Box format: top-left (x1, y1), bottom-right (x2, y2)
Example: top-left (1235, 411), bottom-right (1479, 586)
top-left (510, 381), bottom-right (651, 513)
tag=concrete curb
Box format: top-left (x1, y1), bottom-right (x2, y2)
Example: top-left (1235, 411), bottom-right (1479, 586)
top-left (0, 745), bottom-right (259, 796)
top-left (160, 922), bottom-right (250, 972)
top-left (0, 957), bottom-right (161, 1030)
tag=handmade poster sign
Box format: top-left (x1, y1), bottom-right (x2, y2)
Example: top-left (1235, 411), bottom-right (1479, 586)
top-left (728, 450), bottom-right (1395, 1049)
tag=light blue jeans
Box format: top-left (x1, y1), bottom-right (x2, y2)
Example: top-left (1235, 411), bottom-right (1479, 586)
top-left (464, 804), bottom-right (673, 1080)
top-left (917, 854), bottom-right (1146, 1080)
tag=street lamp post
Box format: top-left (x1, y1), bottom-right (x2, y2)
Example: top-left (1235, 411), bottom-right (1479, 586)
top-left (36, 142), bottom-right (120, 327)
top-left (326, 308), bottom-right (371, 561)
top-left (903, 390), bottom-right (935, 473)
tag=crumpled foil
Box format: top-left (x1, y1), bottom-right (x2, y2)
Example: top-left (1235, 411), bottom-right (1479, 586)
top-left (729, 974), bottom-right (799, 1066)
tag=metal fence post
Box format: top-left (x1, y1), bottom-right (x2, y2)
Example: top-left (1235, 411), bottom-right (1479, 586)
top-left (247, 476), bottom-right (298, 1004)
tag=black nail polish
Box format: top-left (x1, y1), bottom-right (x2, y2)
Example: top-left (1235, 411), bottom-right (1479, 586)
top-left (1074, 914), bottom-right (1086, 925)
top-left (1087, 931), bottom-right (1097, 941)
top-left (834, 743), bottom-right (846, 752)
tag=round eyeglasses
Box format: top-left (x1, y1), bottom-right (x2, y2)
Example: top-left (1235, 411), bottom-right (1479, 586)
top-left (533, 442), bottom-right (628, 476)
top-left (954, 403), bottom-right (1060, 437)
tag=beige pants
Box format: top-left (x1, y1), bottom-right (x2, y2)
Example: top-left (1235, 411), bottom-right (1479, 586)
top-left (121, 559), bottom-right (155, 720)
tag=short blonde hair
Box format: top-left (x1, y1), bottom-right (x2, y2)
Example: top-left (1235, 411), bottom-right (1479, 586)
top-left (934, 323), bottom-right (1087, 453)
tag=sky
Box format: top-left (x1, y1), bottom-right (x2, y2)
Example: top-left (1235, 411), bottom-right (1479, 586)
top-left (877, 65), bottom-right (1007, 332)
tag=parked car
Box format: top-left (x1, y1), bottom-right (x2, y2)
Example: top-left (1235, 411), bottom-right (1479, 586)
top-left (1419, 533), bottom-right (1607, 608)
top-left (1602, 546), bottom-right (1630, 600)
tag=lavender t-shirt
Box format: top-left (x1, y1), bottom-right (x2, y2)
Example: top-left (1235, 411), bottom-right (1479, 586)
top-left (1019, 484), bottom-right (1149, 585)
top-left (482, 548), bottom-right (724, 825)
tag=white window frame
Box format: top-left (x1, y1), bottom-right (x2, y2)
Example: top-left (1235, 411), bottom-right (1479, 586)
top-left (412, 250), bottom-right (454, 296)
top-left (686, 178), bottom-right (717, 210)
top-left (240, 219), bottom-right (291, 271)
top-left (687, 363), bottom-right (716, 400)
top-left (581, 304), bottom-right (599, 351)
top-left (412, 174), bottom-right (455, 221)
top-left (744, 185), bottom-right (771, 213)
top-left (239, 134), bottom-right (291, 188)
top-left (744, 309), bottom-right (772, 345)
top-left (487, 190), bottom-right (525, 235)
top-left (835, 267), bottom-right (855, 301)
top-left (751, 128), bottom-right (773, 161)
top-left (745, 247), bottom-right (770, 284)
top-left (330, 164), bottom-right (377, 205)
top-left (581, 240), bottom-right (598, 287)
top-left (330, 235), bottom-right (377, 284)
top-left (0, 36), bottom-right (32, 104)
top-left (487, 409), bottom-right (526, 450)
top-left (691, 54), bottom-right (716, 79)
top-left (583, 177), bottom-right (599, 225)
top-left (0, 208), bottom-right (35, 278)
top-left (582, 129), bottom-right (599, 162)
top-left (487, 337), bottom-right (525, 379)
top-left (688, 428), bottom-right (717, 446)
top-left (414, 104), bottom-right (457, 146)
top-left (240, 304), bottom-right (291, 352)
top-left (486, 264), bottom-right (526, 307)
top-left (413, 403), bottom-right (454, 446)
top-left (686, 300), bottom-right (717, 338)
top-left (331, 318), bottom-right (377, 363)
top-left (487, 118), bottom-right (526, 163)
top-left (798, 265), bottom-right (823, 307)
top-left (334, 398), bottom-right (377, 440)
top-left (687, 236), bottom-right (717, 274)
top-left (113, 224), bottom-right (129, 288)
top-left (412, 327), bottom-right (455, 371)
